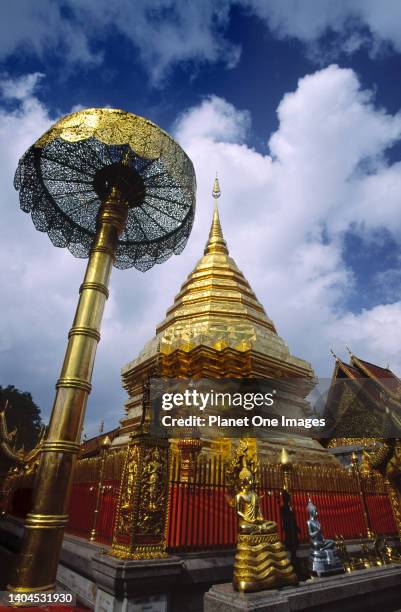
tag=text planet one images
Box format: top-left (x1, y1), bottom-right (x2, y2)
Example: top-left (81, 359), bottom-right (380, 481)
top-left (161, 414), bottom-right (325, 429)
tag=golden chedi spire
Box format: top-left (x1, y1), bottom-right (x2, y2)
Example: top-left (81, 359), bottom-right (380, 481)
top-left (154, 175), bottom-right (279, 351)
top-left (123, 175), bottom-right (314, 379)
top-left (205, 176), bottom-right (228, 256)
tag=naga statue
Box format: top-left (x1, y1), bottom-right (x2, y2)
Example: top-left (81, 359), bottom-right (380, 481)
top-left (363, 439), bottom-right (401, 537)
top-left (364, 439), bottom-right (401, 489)
top-left (231, 446), bottom-right (298, 592)
top-left (307, 498), bottom-right (344, 577)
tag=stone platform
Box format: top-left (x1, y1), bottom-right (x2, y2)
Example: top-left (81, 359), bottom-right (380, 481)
top-left (204, 565), bottom-right (401, 612)
top-left (2, 516), bottom-right (401, 612)
top-left (0, 516), bottom-right (234, 611)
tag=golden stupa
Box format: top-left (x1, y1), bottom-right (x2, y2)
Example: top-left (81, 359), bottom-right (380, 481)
top-left (115, 178), bottom-right (336, 465)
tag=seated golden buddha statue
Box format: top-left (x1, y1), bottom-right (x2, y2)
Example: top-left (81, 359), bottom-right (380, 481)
top-left (236, 466), bottom-right (276, 535)
top-left (233, 463), bottom-right (298, 592)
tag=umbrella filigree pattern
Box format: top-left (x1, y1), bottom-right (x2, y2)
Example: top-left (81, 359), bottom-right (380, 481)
top-left (14, 108), bottom-right (196, 270)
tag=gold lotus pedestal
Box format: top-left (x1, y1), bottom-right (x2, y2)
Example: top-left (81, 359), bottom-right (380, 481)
top-left (234, 529), bottom-right (298, 592)
top-left (9, 108), bottom-right (196, 592)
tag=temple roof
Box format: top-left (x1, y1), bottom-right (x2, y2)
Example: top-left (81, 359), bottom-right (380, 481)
top-left (352, 356), bottom-right (401, 394)
top-left (123, 179), bottom-right (313, 377)
top-left (79, 427), bottom-right (120, 458)
top-left (325, 349), bottom-right (401, 441)
top-left (335, 359), bottom-right (361, 379)
top-left (332, 350), bottom-right (401, 398)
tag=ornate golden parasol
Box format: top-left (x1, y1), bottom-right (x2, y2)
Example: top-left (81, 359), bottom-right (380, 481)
top-left (10, 108), bottom-right (196, 592)
top-left (15, 108), bottom-right (195, 270)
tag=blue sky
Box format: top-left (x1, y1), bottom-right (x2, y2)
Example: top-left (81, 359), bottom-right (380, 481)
top-left (2, 1), bottom-right (401, 436)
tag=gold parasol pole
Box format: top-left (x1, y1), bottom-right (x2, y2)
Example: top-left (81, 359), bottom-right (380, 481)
top-left (10, 186), bottom-right (128, 592)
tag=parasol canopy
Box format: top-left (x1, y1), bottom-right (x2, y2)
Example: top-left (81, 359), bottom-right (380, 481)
top-left (14, 108), bottom-right (196, 271)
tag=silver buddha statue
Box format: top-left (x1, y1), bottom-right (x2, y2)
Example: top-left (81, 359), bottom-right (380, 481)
top-left (307, 498), bottom-right (344, 577)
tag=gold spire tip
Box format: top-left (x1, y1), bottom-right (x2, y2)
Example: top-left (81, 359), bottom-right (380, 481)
top-left (212, 174), bottom-right (221, 199)
top-left (204, 182), bottom-right (228, 255)
top-left (102, 435), bottom-right (112, 448)
top-left (279, 447), bottom-right (291, 465)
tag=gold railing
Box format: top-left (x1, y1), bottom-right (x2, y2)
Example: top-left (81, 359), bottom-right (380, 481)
top-left (71, 456), bottom-right (101, 482)
top-left (103, 448), bottom-right (126, 480)
top-left (280, 464), bottom-right (359, 493)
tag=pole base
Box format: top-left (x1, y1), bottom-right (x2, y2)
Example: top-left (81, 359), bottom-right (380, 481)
top-left (7, 583), bottom-right (56, 593)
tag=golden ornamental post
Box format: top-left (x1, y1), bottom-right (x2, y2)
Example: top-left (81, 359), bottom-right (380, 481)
top-left (279, 446), bottom-right (292, 491)
top-left (9, 108), bottom-right (196, 592)
top-left (351, 452), bottom-right (373, 539)
top-left (111, 435), bottom-right (170, 560)
top-left (90, 435), bottom-right (112, 542)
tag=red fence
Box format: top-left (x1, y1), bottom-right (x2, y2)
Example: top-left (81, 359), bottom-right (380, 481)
top-left (167, 482), bottom-right (237, 550)
top-left (67, 482), bottom-right (97, 538)
top-left (65, 451), bottom-right (124, 543)
top-left (166, 485), bottom-right (380, 551)
top-left (5, 450), bottom-right (399, 551)
top-left (366, 494), bottom-right (397, 535)
top-left (95, 479), bottom-right (120, 543)
top-left (291, 491), bottom-right (368, 540)
top-left (165, 457), bottom-right (398, 552)
top-left (66, 480), bottom-right (120, 542)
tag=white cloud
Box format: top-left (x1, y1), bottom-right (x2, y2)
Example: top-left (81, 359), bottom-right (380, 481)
top-left (175, 96), bottom-right (251, 144)
top-left (3, 65), bottom-right (401, 438)
top-left (243, 0), bottom-right (401, 58)
top-left (0, 75), bottom-right (84, 411)
top-left (0, 72), bottom-right (44, 101)
top-left (329, 303), bottom-right (401, 364)
top-left (0, 2), bottom-right (100, 66)
top-left (76, 0), bottom-right (241, 82)
top-left (3, 1), bottom-right (401, 85)
top-left (0, 1), bottom-right (240, 83)
top-left (173, 64), bottom-right (401, 379)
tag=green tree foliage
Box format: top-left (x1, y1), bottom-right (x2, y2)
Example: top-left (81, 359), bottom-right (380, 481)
top-left (0, 385), bottom-right (43, 451)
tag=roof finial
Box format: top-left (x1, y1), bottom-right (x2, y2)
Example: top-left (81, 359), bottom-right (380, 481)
top-left (346, 345), bottom-right (353, 356)
top-left (330, 348), bottom-right (338, 360)
top-left (212, 173), bottom-right (221, 199)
